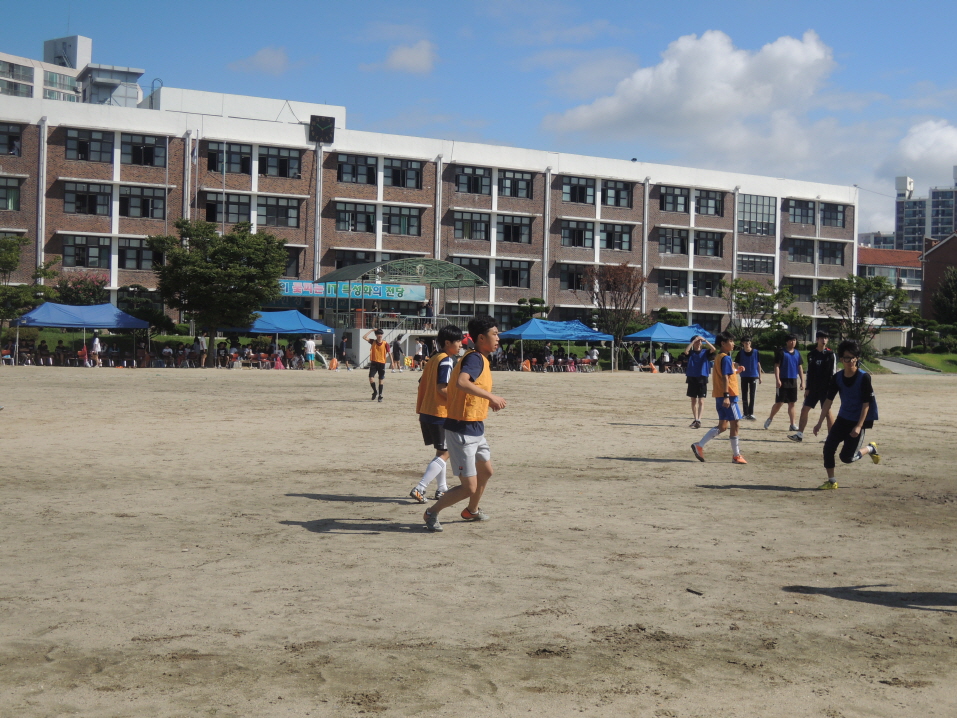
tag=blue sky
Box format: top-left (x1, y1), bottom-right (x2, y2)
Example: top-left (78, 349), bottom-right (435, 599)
top-left (6, 0), bottom-right (957, 231)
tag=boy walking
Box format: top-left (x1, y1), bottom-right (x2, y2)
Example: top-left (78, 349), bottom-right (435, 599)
top-left (363, 328), bottom-right (389, 402)
top-left (764, 334), bottom-right (804, 432)
top-left (409, 325), bottom-right (463, 503)
top-left (684, 335), bottom-right (715, 429)
top-left (423, 316), bottom-right (507, 532)
top-left (734, 336), bottom-right (762, 420)
top-left (304, 336), bottom-right (317, 371)
top-left (789, 330), bottom-right (836, 442)
top-left (691, 332), bottom-right (748, 465)
top-left (813, 339), bottom-right (880, 489)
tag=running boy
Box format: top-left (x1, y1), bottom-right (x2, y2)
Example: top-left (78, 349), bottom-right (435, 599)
top-left (734, 336), bottom-right (762, 420)
top-left (764, 334), bottom-right (804, 432)
top-left (409, 325), bottom-right (463, 503)
top-left (684, 335), bottom-right (715, 429)
top-left (363, 328), bottom-right (389, 402)
top-left (691, 332), bottom-right (748, 465)
top-left (423, 315), bottom-right (507, 532)
top-left (788, 330), bottom-right (836, 442)
top-left (813, 339), bottom-right (880, 489)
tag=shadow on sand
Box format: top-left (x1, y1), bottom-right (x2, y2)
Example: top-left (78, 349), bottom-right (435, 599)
top-left (783, 584), bottom-right (957, 613)
top-left (599, 456), bottom-right (697, 464)
top-left (279, 518), bottom-right (424, 534)
top-left (697, 484), bottom-right (819, 493)
top-left (286, 493), bottom-right (410, 505)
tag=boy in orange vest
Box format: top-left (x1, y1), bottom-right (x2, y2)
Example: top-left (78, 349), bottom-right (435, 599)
top-left (363, 328), bottom-right (389, 402)
top-left (424, 316), bottom-right (507, 532)
top-left (409, 325), bottom-right (464, 503)
top-left (691, 331), bottom-right (748, 465)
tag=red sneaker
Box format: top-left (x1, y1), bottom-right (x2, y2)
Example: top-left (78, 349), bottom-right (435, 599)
top-left (732, 455), bottom-right (748, 465)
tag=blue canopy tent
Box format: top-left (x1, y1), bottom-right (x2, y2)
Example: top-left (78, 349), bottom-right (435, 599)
top-left (12, 302), bottom-right (149, 365)
top-left (499, 318), bottom-right (614, 367)
top-left (559, 320), bottom-right (613, 341)
top-left (245, 310), bottom-right (334, 335)
top-left (623, 322), bottom-right (715, 343)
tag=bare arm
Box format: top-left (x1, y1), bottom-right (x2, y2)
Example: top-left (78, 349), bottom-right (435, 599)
top-left (362, 329), bottom-right (375, 341)
top-left (455, 370), bottom-right (507, 411)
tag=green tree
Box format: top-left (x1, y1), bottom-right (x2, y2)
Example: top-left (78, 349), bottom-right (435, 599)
top-left (515, 297), bottom-right (549, 324)
top-left (719, 278), bottom-right (797, 333)
top-left (931, 266), bottom-right (957, 325)
top-left (118, 284), bottom-right (175, 335)
top-left (0, 236), bottom-right (58, 325)
top-left (655, 306), bottom-right (687, 326)
top-left (580, 263), bottom-right (647, 370)
top-left (147, 220), bottom-right (287, 353)
top-left (815, 274), bottom-right (904, 355)
top-left (54, 272), bottom-right (109, 305)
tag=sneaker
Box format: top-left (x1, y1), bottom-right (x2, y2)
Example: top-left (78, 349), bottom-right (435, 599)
top-left (371, 389), bottom-right (378, 400)
top-left (424, 510), bottom-right (443, 532)
top-left (763, 418), bottom-right (773, 430)
top-left (818, 480), bottom-right (838, 490)
top-left (747, 415), bottom-right (757, 421)
top-left (868, 442), bottom-right (880, 464)
top-left (460, 507), bottom-right (490, 521)
top-left (691, 443), bottom-right (705, 462)
top-left (787, 432), bottom-right (803, 442)
top-left (732, 454), bottom-right (748, 464)
top-left (378, 395), bottom-right (383, 403)
top-left (433, 490), bottom-right (446, 501)
top-left (688, 420), bottom-right (698, 428)
top-left (789, 424), bottom-right (800, 432)
top-left (409, 488), bottom-right (426, 504)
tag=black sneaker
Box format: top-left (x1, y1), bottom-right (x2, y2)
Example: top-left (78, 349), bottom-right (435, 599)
top-left (433, 490), bottom-right (446, 501)
top-left (424, 510), bottom-right (443, 532)
top-left (378, 395), bottom-right (383, 403)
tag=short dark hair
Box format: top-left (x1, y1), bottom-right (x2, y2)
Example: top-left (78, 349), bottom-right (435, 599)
top-left (741, 336), bottom-right (753, 343)
top-left (786, 333), bottom-right (798, 342)
top-left (437, 324), bottom-right (463, 346)
top-left (816, 330), bottom-right (830, 339)
top-left (716, 331), bottom-right (734, 347)
top-left (837, 339), bottom-right (861, 358)
top-left (468, 314), bottom-right (498, 339)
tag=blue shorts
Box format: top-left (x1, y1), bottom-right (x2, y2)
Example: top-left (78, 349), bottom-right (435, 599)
top-left (715, 397), bottom-right (743, 422)
top-left (306, 353), bottom-right (315, 361)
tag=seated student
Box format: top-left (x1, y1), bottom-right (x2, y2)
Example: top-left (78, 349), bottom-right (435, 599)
top-left (76, 344), bottom-right (90, 367)
top-left (108, 343), bottom-right (120, 367)
top-left (54, 340), bottom-right (66, 366)
top-left (217, 342), bottom-right (229, 368)
top-left (37, 340), bottom-right (53, 366)
top-left (161, 343), bottom-right (174, 367)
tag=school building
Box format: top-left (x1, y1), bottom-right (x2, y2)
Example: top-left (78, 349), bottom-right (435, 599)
top-left (1, 35), bottom-right (859, 335)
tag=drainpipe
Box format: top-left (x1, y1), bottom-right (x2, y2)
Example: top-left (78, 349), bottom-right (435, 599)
top-left (313, 141), bottom-right (323, 282)
top-left (434, 154), bottom-right (443, 309)
top-left (36, 116), bottom-right (48, 277)
top-left (543, 166), bottom-right (552, 305)
top-left (640, 176), bottom-right (650, 314)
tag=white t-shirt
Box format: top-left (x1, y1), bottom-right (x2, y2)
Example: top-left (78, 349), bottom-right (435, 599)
top-left (304, 339), bottom-right (316, 354)
top-left (588, 348), bottom-right (599, 361)
top-left (92, 338), bottom-right (102, 353)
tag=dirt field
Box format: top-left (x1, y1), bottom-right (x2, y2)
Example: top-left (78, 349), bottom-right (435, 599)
top-left (1, 367), bottom-right (955, 717)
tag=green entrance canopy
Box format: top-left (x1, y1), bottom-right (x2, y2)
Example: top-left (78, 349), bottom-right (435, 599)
top-left (319, 258), bottom-right (489, 289)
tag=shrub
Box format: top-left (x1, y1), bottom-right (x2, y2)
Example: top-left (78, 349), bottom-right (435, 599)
top-left (1, 327), bottom-right (39, 344)
top-left (901, 346), bottom-right (912, 355)
top-left (932, 343), bottom-right (949, 354)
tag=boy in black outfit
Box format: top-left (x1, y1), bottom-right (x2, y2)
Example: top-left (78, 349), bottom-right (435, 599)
top-left (788, 330), bottom-right (836, 442)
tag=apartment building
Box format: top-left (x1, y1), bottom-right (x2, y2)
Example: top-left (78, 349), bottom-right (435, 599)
top-left (895, 171), bottom-right (957, 250)
top-left (857, 247), bottom-right (923, 311)
top-left (0, 38), bottom-right (858, 334)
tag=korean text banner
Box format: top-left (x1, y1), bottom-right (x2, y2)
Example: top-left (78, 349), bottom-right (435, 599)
top-left (280, 281), bottom-right (426, 302)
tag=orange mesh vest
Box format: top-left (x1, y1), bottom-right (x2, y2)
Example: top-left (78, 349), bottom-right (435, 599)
top-left (369, 340), bottom-right (388, 364)
top-left (712, 351), bottom-right (740, 398)
top-left (446, 351), bottom-right (492, 422)
top-left (415, 352), bottom-right (450, 417)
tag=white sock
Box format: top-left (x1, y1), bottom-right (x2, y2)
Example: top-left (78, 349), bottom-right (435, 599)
top-left (730, 436), bottom-right (741, 456)
top-left (416, 457), bottom-right (446, 492)
top-left (699, 427), bottom-right (720, 447)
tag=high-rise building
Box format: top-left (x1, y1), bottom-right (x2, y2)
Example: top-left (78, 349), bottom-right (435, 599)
top-left (895, 169), bottom-right (957, 250)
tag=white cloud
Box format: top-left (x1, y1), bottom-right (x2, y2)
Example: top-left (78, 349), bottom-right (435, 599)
top-left (227, 47), bottom-right (293, 76)
top-left (361, 40), bottom-right (437, 74)
top-left (880, 119), bottom-right (957, 184)
top-left (522, 48), bottom-right (639, 100)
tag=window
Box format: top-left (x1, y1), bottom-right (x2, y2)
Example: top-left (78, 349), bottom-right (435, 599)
top-left (561, 220), bottom-right (594, 248)
top-left (782, 277), bottom-right (813, 302)
top-left (0, 178), bottom-right (20, 211)
top-left (119, 186), bottom-right (165, 219)
top-left (62, 236), bottom-right (110, 268)
top-left (335, 250), bottom-right (376, 269)
top-left (692, 272), bottom-right (722, 297)
top-left (205, 193), bottom-right (251, 224)
top-left (694, 189), bottom-right (724, 216)
top-left (658, 227), bottom-right (688, 254)
top-left (658, 269), bottom-right (688, 296)
top-left (0, 80), bottom-right (31, 98)
top-left (335, 202), bottom-right (375, 233)
top-left (383, 206), bottom-right (420, 236)
top-left (0, 60), bottom-right (33, 83)
top-left (819, 241), bottom-right (845, 266)
top-left (384, 158), bottom-right (422, 189)
top-left (821, 203), bottom-right (846, 228)
top-left (495, 259), bottom-right (530, 288)
top-left (738, 194), bottom-right (776, 236)
top-left (660, 186), bottom-right (689, 213)
top-left (454, 212), bottom-right (490, 240)
top-left (694, 231), bottom-right (723, 257)
top-left (284, 248), bottom-right (301, 278)
top-left (44, 70), bottom-right (76, 92)
top-left (337, 153), bottom-right (376, 184)
top-left (379, 252), bottom-right (424, 262)
top-left (737, 254), bottom-right (774, 274)
top-left (602, 180), bottom-right (632, 208)
top-left (787, 238), bottom-right (814, 263)
top-left (66, 129), bottom-right (113, 163)
top-left (493, 304), bottom-right (524, 331)
top-left (559, 263), bottom-right (588, 291)
top-left (121, 134), bottom-right (167, 167)
top-left (499, 170), bottom-right (532, 199)
top-left (600, 223), bottom-right (632, 251)
top-left (455, 166), bottom-right (491, 195)
top-left (260, 147), bottom-right (302, 179)
top-left (562, 176), bottom-right (595, 204)
top-left (117, 286), bottom-right (163, 315)
top-left (497, 215), bottom-right (531, 243)
top-left (119, 238), bottom-right (158, 270)
top-left (43, 89), bottom-right (78, 102)
top-left (451, 256), bottom-right (489, 283)
top-left (788, 199), bottom-right (815, 224)
top-left (64, 182), bottom-right (111, 215)
top-left (207, 142), bottom-right (252, 174)
top-left (445, 302), bottom-right (490, 316)
top-left (691, 314), bottom-right (722, 335)
top-left (258, 196), bottom-right (300, 228)
top-left (1, 124), bottom-right (22, 156)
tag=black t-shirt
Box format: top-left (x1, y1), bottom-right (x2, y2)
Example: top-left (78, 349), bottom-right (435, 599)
top-left (806, 348), bottom-right (836, 391)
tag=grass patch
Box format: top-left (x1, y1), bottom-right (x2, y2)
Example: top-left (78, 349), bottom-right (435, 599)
top-left (903, 353), bottom-right (957, 373)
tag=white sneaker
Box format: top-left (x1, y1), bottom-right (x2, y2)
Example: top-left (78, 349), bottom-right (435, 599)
top-left (763, 418), bottom-right (772, 430)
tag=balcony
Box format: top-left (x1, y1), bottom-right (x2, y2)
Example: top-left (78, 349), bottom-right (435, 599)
top-left (0, 64), bottom-right (33, 83)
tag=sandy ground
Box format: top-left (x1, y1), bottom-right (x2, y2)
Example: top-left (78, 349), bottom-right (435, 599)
top-left (1, 365), bottom-right (956, 718)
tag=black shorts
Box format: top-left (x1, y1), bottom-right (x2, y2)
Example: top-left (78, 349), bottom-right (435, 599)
top-left (803, 389), bottom-right (829, 409)
top-left (368, 361), bottom-right (385, 379)
top-left (420, 421), bottom-right (447, 451)
top-left (686, 377), bottom-right (708, 398)
top-left (776, 378), bottom-right (798, 404)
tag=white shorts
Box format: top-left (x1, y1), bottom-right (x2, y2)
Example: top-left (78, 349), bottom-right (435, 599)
top-left (446, 430), bottom-right (491, 478)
